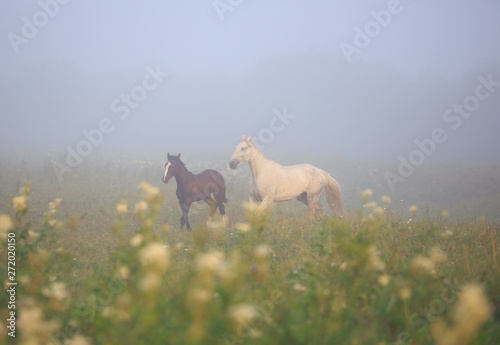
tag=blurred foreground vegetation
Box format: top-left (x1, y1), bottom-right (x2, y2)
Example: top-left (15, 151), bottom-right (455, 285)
top-left (0, 151), bottom-right (499, 344)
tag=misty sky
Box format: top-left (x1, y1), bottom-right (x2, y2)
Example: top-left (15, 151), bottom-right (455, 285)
top-left (1, 0), bottom-right (500, 163)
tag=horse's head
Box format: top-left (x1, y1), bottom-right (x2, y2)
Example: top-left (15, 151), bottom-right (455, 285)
top-left (229, 135), bottom-right (253, 170)
top-left (163, 153), bottom-right (182, 183)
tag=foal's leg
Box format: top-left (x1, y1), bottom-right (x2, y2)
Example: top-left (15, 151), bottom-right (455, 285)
top-left (180, 202), bottom-right (192, 231)
top-left (216, 198), bottom-right (227, 228)
top-left (204, 198), bottom-right (217, 226)
top-left (217, 198), bottom-right (226, 216)
top-left (179, 203), bottom-right (186, 230)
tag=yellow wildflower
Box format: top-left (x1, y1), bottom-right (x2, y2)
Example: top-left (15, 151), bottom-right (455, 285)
top-left (441, 229), bottom-right (453, 240)
top-left (374, 206), bottom-right (385, 219)
top-left (228, 303), bottom-right (257, 327)
top-left (429, 247), bottom-right (447, 265)
top-left (28, 230), bottom-right (40, 242)
top-left (196, 250), bottom-right (226, 277)
top-left (361, 189), bottom-right (373, 204)
top-left (432, 284), bottom-right (491, 345)
top-left (42, 282), bottom-right (68, 301)
top-left (441, 209), bottom-right (449, 219)
top-left (130, 234), bottom-right (144, 247)
top-left (48, 198), bottom-right (62, 215)
top-left (378, 274), bottom-right (391, 286)
top-left (20, 181), bottom-right (31, 198)
top-left (0, 214), bottom-right (13, 239)
top-left (139, 272), bottom-right (161, 294)
top-left (293, 283), bottom-right (308, 292)
top-left (236, 222), bottom-right (251, 233)
top-left (116, 199), bottom-right (128, 215)
top-left (398, 286), bottom-right (412, 300)
top-left (13, 195), bottom-right (27, 212)
top-left (365, 201), bottom-right (377, 211)
top-left (134, 201), bottom-right (148, 214)
top-left (18, 305), bottom-right (60, 343)
top-left (453, 284), bottom-right (491, 338)
top-left (409, 205), bottom-right (417, 217)
top-left (140, 181), bottom-right (159, 197)
top-left (381, 195), bottom-right (392, 204)
top-left (254, 244), bottom-right (271, 260)
top-left (173, 242), bottom-right (184, 253)
top-left (139, 243), bottom-right (170, 273)
top-left (409, 255), bottom-right (435, 277)
top-left (67, 335), bottom-right (93, 345)
top-left (367, 245), bottom-right (385, 271)
top-left (189, 287), bottom-right (212, 304)
top-left (117, 265), bottom-right (131, 280)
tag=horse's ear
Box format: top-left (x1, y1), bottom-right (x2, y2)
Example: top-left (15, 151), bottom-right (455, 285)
top-left (241, 134), bottom-right (246, 140)
top-left (177, 153), bottom-right (181, 159)
top-left (167, 152), bottom-right (171, 159)
top-left (247, 135), bottom-right (253, 142)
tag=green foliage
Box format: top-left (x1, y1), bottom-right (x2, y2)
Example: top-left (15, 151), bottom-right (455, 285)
top-left (0, 180), bottom-right (499, 345)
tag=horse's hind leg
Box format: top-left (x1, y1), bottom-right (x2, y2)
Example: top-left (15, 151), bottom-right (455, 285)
top-left (307, 192), bottom-right (322, 219)
top-left (204, 198), bottom-right (217, 226)
top-left (217, 198), bottom-right (225, 216)
top-left (213, 182), bottom-right (227, 217)
top-left (296, 192), bottom-right (308, 206)
top-left (297, 192), bottom-right (321, 218)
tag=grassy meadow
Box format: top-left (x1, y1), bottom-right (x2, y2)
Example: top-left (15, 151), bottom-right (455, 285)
top-left (0, 150), bottom-right (499, 345)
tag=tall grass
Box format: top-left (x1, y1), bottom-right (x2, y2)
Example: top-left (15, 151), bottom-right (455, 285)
top-left (1, 179), bottom-right (499, 344)
top-left (0, 151), bottom-right (499, 344)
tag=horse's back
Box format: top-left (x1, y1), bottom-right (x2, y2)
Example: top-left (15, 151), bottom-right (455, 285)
top-left (198, 169), bottom-right (224, 181)
top-left (197, 169), bottom-right (227, 201)
top-left (280, 163), bottom-right (324, 180)
top-left (256, 162), bottom-right (323, 201)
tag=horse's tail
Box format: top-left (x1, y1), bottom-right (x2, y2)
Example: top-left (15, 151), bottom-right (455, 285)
top-left (322, 170), bottom-right (344, 216)
top-left (220, 190), bottom-right (228, 203)
top-left (215, 172), bottom-right (228, 203)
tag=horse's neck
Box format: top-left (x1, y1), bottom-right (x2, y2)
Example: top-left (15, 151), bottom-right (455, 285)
top-left (173, 166), bottom-right (194, 187)
top-left (248, 148), bottom-right (273, 179)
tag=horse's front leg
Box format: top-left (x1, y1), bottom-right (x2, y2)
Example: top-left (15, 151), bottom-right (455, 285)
top-left (249, 193), bottom-right (259, 205)
top-left (258, 196), bottom-right (273, 211)
top-left (248, 178), bottom-right (259, 204)
top-left (180, 201), bottom-right (192, 231)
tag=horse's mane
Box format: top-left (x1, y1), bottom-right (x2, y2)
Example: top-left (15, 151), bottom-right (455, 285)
top-left (244, 138), bottom-right (267, 159)
top-left (169, 155), bottom-right (189, 171)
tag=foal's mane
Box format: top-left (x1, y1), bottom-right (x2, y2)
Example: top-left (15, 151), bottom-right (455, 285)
top-left (169, 155), bottom-right (190, 172)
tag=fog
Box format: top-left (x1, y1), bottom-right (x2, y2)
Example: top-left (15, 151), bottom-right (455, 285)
top-left (1, 0), bottom-right (500, 163)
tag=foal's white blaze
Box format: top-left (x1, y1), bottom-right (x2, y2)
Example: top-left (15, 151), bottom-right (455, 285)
top-left (163, 162), bottom-right (171, 181)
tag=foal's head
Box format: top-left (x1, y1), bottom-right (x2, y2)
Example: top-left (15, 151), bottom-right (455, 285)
top-left (162, 153), bottom-right (184, 184)
top-left (229, 135), bottom-right (254, 170)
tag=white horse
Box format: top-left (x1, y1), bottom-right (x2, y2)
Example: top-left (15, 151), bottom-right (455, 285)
top-left (229, 135), bottom-right (344, 218)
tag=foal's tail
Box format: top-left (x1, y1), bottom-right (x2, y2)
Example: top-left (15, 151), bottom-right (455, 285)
top-left (219, 189), bottom-right (228, 203)
top-left (322, 170), bottom-right (344, 216)
top-left (215, 173), bottom-right (228, 203)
